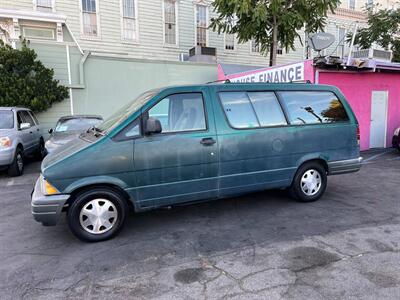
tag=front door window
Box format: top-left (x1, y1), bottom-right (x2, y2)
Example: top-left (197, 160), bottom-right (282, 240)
top-left (148, 93), bottom-right (206, 133)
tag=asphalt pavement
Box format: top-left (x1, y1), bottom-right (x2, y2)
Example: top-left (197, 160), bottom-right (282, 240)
top-left (0, 149), bottom-right (399, 299)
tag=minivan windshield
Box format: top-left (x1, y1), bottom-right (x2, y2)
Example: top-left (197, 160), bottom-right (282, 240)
top-left (97, 90), bottom-right (159, 133)
top-left (0, 111), bottom-right (14, 129)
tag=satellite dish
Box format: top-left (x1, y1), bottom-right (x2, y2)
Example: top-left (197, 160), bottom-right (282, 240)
top-left (307, 32), bottom-right (335, 52)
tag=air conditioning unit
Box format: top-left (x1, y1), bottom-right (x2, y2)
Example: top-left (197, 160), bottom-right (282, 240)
top-left (179, 53), bottom-right (189, 62)
top-left (352, 48), bottom-right (392, 62)
top-left (188, 46), bottom-right (217, 63)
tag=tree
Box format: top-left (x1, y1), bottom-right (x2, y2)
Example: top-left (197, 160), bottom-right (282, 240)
top-left (351, 6), bottom-right (400, 62)
top-left (0, 42), bottom-right (69, 112)
top-left (210, 0), bottom-right (340, 66)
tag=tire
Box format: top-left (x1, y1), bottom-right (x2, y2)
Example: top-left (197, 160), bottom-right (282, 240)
top-left (7, 148), bottom-right (24, 177)
top-left (35, 138), bottom-right (46, 160)
top-left (67, 188), bottom-right (128, 242)
top-left (289, 162), bottom-right (327, 203)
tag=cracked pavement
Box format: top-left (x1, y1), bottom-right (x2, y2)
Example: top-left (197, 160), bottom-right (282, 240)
top-left (0, 149), bottom-right (399, 299)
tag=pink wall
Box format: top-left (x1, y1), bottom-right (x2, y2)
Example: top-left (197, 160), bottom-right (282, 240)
top-left (318, 71), bottom-right (400, 150)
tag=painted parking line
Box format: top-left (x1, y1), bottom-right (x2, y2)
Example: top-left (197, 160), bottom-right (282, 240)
top-left (6, 179), bottom-right (14, 186)
top-left (363, 149), bottom-right (396, 163)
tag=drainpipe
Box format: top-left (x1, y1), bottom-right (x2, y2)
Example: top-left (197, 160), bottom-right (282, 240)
top-left (79, 51), bottom-right (89, 88)
top-left (64, 23), bottom-right (83, 55)
top-left (64, 22), bottom-right (88, 89)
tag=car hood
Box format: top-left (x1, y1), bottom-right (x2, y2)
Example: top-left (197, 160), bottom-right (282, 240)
top-left (0, 129), bottom-right (15, 136)
top-left (42, 136), bottom-right (92, 171)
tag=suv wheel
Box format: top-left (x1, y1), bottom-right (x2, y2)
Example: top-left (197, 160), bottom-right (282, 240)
top-left (67, 188), bottom-right (128, 242)
top-left (7, 148), bottom-right (24, 177)
top-left (36, 139), bottom-right (46, 160)
top-left (289, 162), bottom-right (327, 202)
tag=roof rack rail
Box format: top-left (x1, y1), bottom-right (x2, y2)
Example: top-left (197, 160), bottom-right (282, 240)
top-left (290, 80), bottom-right (312, 84)
top-left (224, 80), bottom-right (312, 84)
top-left (206, 79), bottom-right (231, 84)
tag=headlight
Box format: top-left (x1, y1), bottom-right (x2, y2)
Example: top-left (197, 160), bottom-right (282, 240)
top-left (40, 175), bottom-right (60, 195)
top-left (394, 128), bottom-right (400, 136)
top-left (0, 137), bottom-right (11, 148)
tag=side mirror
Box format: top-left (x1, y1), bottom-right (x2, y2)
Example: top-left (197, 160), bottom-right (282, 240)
top-left (145, 117), bottom-right (162, 135)
top-left (20, 123), bottom-right (31, 130)
top-left (48, 128), bottom-right (54, 134)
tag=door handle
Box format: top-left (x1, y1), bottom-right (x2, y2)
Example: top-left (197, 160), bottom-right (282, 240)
top-left (200, 137), bottom-right (216, 146)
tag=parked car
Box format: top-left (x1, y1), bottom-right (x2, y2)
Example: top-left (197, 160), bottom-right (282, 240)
top-left (45, 115), bottom-right (103, 154)
top-left (31, 83), bottom-right (362, 242)
top-left (0, 107), bottom-right (45, 176)
top-left (393, 127), bottom-right (400, 150)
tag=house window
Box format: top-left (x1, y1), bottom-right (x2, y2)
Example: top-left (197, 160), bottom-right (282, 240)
top-left (82, 0), bottom-right (98, 36)
top-left (349, 0), bottom-right (356, 9)
top-left (251, 39), bottom-right (260, 53)
top-left (225, 33), bottom-right (234, 50)
top-left (122, 0), bottom-right (137, 41)
top-left (22, 26), bottom-right (56, 40)
top-left (338, 27), bottom-right (346, 57)
top-left (196, 5), bottom-right (207, 47)
top-left (277, 46), bottom-right (283, 55)
top-left (164, 0), bottom-right (177, 45)
top-left (36, 0), bottom-right (53, 12)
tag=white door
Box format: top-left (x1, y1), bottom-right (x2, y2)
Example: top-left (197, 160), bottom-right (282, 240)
top-left (370, 91), bottom-right (388, 148)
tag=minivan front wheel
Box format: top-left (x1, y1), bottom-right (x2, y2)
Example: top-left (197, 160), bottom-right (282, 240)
top-left (289, 162), bottom-right (327, 202)
top-left (67, 188), bottom-right (128, 242)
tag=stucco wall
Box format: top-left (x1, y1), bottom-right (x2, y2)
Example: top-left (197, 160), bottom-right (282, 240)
top-left (28, 42), bottom-right (216, 131)
top-left (71, 55), bottom-right (217, 119)
top-left (319, 72), bottom-right (400, 150)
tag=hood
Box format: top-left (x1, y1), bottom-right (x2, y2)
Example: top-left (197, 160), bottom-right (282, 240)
top-left (42, 136), bottom-right (92, 171)
top-left (49, 131), bottom-right (82, 145)
top-left (0, 129), bottom-right (15, 137)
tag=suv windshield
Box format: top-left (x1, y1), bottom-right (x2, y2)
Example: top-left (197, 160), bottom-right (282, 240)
top-left (0, 111), bottom-right (14, 129)
top-left (98, 89), bottom-right (159, 133)
top-left (56, 118), bottom-right (102, 133)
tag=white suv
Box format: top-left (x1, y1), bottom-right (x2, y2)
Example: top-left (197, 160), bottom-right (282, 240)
top-left (0, 107), bottom-right (45, 176)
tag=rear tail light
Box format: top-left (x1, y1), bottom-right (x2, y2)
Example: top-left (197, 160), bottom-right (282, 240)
top-left (356, 127), bottom-right (360, 145)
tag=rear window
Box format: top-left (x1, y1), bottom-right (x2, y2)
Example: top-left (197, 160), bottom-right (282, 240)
top-left (278, 91), bottom-right (349, 125)
top-left (0, 111), bottom-right (14, 129)
top-left (55, 118), bottom-right (102, 132)
top-left (219, 92), bottom-right (287, 129)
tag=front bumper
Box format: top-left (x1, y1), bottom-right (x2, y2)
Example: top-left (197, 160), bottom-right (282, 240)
top-left (393, 135), bottom-right (399, 149)
top-left (0, 147), bottom-right (14, 167)
top-left (327, 157), bottom-right (363, 175)
top-left (31, 177), bottom-right (70, 226)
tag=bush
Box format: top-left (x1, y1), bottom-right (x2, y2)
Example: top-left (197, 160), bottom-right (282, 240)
top-left (0, 41), bottom-right (69, 112)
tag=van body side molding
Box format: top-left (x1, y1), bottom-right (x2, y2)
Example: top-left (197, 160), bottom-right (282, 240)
top-left (327, 157), bottom-right (363, 175)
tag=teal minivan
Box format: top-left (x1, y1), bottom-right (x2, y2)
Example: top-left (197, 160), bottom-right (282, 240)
top-left (31, 83), bottom-right (362, 242)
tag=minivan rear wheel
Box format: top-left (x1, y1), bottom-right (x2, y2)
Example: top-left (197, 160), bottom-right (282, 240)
top-left (67, 188), bottom-right (128, 242)
top-left (289, 162), bottom-right (327, 202)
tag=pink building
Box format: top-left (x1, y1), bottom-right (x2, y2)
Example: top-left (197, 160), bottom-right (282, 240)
top-left (218, 59), bottom-right (400, 151)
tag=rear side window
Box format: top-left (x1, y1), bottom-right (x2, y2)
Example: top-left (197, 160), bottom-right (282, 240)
top-left (247, 92), bottom-right (287, 127)
top-left (219, 91), bottom-right (287, 129)
top-left (278, 91), bottom-right (349, 125)
top-left (29, 111), bottom-right (39, 125)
